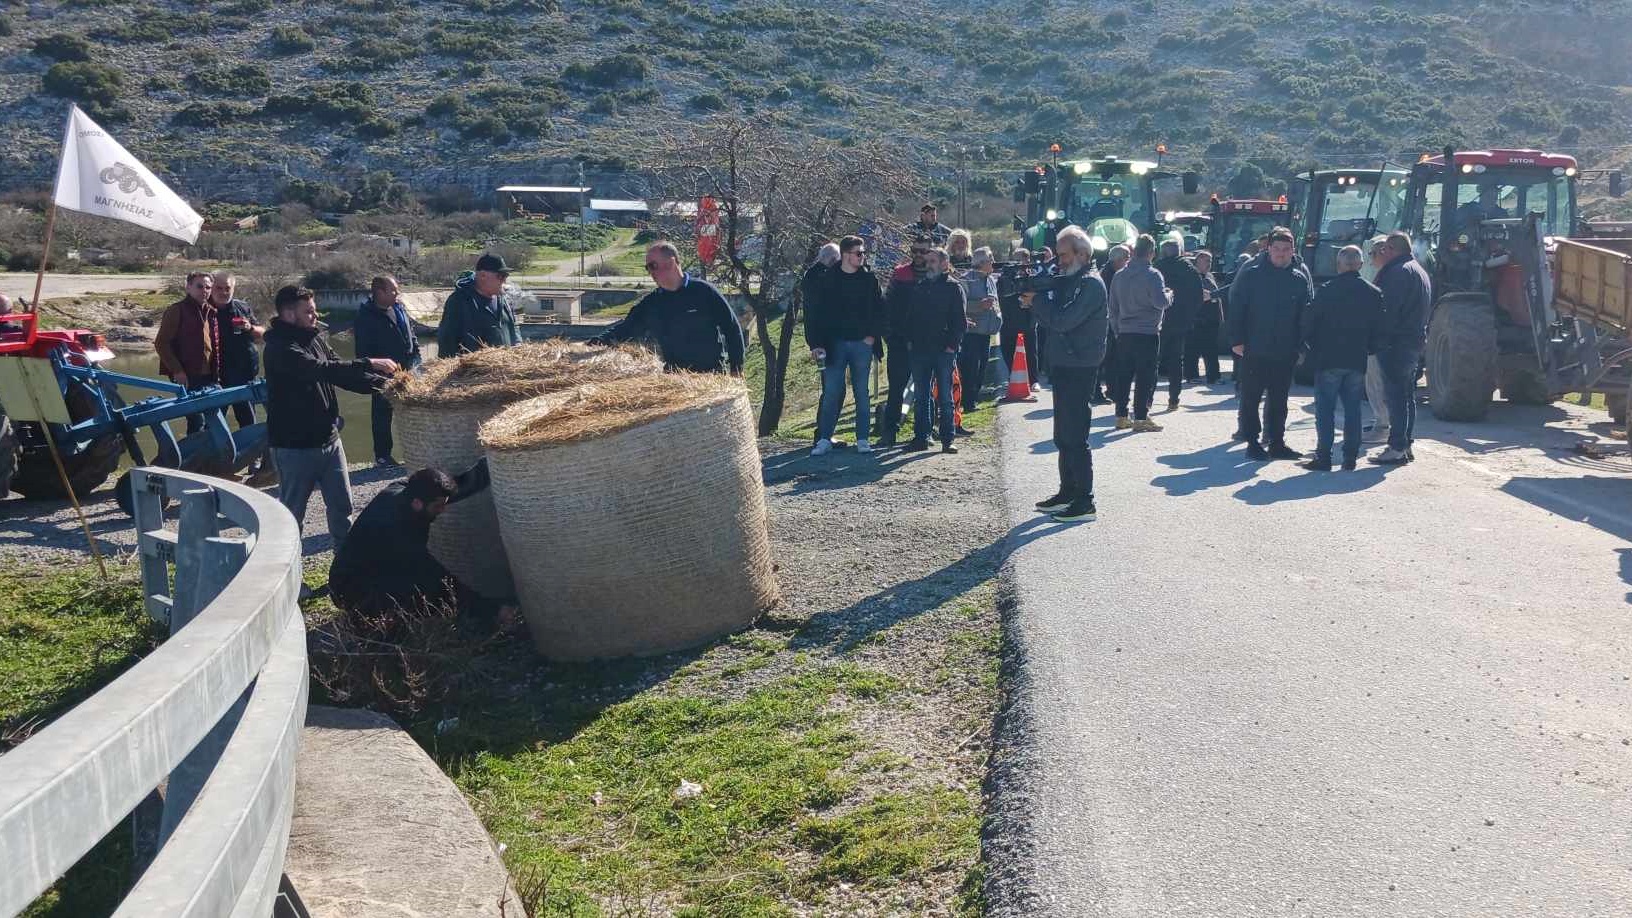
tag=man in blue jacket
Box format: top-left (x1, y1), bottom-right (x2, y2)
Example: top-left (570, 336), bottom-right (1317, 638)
top-left (1228, 227), bottom-right (1314, 461)
top-left (355, 275), bottom-right (422, 467)
top-left (1369, 232), bottom-right (1433, 465)
top-left (593, 241), bottom-right (745, 373)
top-left (437, 253), bottom-right (520, 356)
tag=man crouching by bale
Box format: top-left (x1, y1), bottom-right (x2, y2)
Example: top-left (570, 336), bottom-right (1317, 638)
top-left (328, 457), bottom-right (518, 634)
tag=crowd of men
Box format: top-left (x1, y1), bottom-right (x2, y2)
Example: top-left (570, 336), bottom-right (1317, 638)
top-left (798, 202), bottom-right (1435, 522)
top-left (150, 244), bottom-right (746, 625)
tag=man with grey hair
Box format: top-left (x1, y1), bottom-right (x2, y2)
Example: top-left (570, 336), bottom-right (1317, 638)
top-left (1154, 237), bottom-right (1204, 412)
top-left (957, 246), bottom-right (1002, 415)
top-left (1370, 231), bottom-right (1432, 465)
top-left (1299, 244), bottom-right (1384, 470)
top-left (1108, 234), bottom-right (1171, 431)
top-left (208, 271), bottom-right (264, 431)
top-left (1031, 224), bottom-right (1108, 522)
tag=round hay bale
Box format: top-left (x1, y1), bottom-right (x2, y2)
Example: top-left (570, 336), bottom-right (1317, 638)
top-left (386, 341), bottom-right (661, 598)
top-left (479, 373), bottom-right (780, 660)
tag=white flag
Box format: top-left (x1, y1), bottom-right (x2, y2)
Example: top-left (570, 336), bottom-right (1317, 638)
top-left (53, 105), bottom-right (203, 244)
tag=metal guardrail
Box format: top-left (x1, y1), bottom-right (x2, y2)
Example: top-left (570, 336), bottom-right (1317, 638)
top-left (0, 467), bottom-right (308, 917)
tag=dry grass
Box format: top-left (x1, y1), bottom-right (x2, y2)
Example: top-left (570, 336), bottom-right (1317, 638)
top-left (478, 372), bottom-right (746, 449)
top-left (384, 340), bottom-right (660, 408)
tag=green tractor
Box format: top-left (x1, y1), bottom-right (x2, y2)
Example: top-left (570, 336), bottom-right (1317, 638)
top-left (1013, 155), bottom-right (1198, 259)
top-left (1288, 165), bottom-right (1410, 284)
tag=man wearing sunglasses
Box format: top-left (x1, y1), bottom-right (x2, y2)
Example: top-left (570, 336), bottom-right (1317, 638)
top-left (879, 236), bottom-right (935, 447)
top-left (594, 241), bottom-right (745, 374)
top-left (808, 236), bottom-right (885, 455)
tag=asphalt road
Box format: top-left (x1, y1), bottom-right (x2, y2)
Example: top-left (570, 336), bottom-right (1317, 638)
top-left (987, 374), bottom-right (1632, 917)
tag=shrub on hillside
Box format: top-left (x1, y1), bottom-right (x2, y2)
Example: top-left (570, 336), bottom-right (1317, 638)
top-left (0, 15), bottom-right (14, 37)
top-left (263, 82), bottom-right (375, 124)
top-left (270, 25), bottom-right (316, 55)
top-left (562, 52), bottom-right (650, 87)
top-left (303, 253), bottom-right (375, 291)
top-left (173, 101), bottom-right (257, 128)
top-left (42, 62), bottom-right (124, 110)
top-left (32, 33), bottom-right (94, 62)
top-left (187, 64), bottom-right (272, 97)
top-left (95, 11), bottom-right (209, 44)
top-left (326, 37), bottom-right (415, 71)
top-left (689, 92), bottom-right (726, 112)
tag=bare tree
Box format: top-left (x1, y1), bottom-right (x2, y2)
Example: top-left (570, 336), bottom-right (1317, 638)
top-left (643, 116), bottom-right (919, 435)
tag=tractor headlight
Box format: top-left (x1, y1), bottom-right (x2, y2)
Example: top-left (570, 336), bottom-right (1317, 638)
top-left (1091, 236), bottom-right (1108, 251)
top-left (1046, 209), bottom-right (1059, 221)
top-left (1564, 167), bottom-right (1577, 177)
top-left (1461, 164), bottom-right (1474, 174)
top-left (1473, 164), bottom-right (1487, 174)
top-left (1074, 162), bottom-right (1090, 174)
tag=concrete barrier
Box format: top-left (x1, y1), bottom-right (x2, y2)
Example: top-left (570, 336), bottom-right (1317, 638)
top-left (0, 468), bottom-right (307, 918)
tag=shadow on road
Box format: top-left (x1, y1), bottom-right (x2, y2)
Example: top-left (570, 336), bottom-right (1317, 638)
top-left (1150, 441), bottom-right (1260, 496)
top-left (1498, 474), bottom-right (1632, 604)
top-left (761, 445), bottom-right (935, 495)
top-left (1232, 466), bottom-right (1388, 504)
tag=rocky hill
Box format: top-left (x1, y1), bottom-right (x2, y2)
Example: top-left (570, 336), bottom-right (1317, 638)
top-left (0, 0), bottom-right (1628, 207)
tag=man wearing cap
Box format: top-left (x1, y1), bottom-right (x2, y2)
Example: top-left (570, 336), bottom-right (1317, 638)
top-left (437, 253), bottom-right (520, 356)
top-left (593, 241), bottom-right (744, 374)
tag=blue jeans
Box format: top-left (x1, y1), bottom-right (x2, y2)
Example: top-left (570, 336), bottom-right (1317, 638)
top-left (1378, 346), bottom-right (1420, 452)
top-left (1313, 368), bottom-right (1365, 462)
top-left (911, 350), bottom-right (956, 446)
top-left (816, 339), bottom-right (873, 443)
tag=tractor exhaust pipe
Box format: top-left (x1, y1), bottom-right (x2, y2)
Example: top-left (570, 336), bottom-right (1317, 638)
top-left (1439, 145), bottom-right (1459, 268)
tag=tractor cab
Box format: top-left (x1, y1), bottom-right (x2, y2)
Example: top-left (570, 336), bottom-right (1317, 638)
top-left (1015, 155), bottom-right (1196, 258)
top-left (1163, 211), bottom-right (1212, 261)
top-left (1205, 197), bottom-right (1293, 284)
top-left (1289, 167), bottom-right (1409, 282)
top-left (1405, 149), bottom-right (1578, 284)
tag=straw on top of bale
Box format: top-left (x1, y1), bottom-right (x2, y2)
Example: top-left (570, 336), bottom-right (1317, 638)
top-left (385, 340), bottom-right (660, 408)
top-left (479, 372), bottom-right (747, 450)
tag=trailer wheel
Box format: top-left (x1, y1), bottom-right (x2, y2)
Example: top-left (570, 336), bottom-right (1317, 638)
top-left (10, 383), bottom-right (126, 500)
top-left (0, 412), bottom-right (18, 498)
top-left (1498, 366), bottom-right (1552, 405)
top-left (1426, 294), bottom-right (1498, 421)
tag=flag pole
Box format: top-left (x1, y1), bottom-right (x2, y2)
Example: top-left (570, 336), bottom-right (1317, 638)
top-left (21, 104), bottom-right (108, 578)
top-left (27, 105), bottom-right (74, 316)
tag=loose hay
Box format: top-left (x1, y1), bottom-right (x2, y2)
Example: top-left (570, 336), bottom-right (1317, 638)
top-left (478, 373), bottom-right (780, 660)
top-left (388, 341), bottom-right (661, 598)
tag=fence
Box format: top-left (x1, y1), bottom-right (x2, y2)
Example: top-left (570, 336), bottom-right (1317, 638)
top-left (0, 468), bottom-right (308, 917)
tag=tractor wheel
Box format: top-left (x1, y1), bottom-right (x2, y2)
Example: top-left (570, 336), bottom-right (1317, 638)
top-left (1426, 294), bottom-right (1498, 422)
top-left (1498, 365), bottom-right (1552, 405)
top-left (0, 412), bottom-right (18, 498)
top-left (10, 383), bottom-right (125, 500)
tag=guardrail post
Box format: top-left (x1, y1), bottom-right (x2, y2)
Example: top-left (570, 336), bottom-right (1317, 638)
top-left (172, 488), bottom-right (222, 630)
top-left (132, 469), bottom-right (172, 626)
top-left (158, 535), bottom-right (253, 848)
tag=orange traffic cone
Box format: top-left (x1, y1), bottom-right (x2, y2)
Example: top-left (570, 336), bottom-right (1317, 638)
top-left (1004, 333), bottom-right (1038, 402)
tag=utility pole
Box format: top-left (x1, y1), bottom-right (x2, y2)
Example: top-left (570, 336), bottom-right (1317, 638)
top-left (578, 161), bottom-right (587, 278)
top-left (957, 146), bottom-right (967, 229)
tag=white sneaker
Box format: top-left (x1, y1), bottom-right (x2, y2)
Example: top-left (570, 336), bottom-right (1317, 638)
top-left (811, 439), bottom-right (832, 456)
top-left (856, 439), bottom-right (872, 454)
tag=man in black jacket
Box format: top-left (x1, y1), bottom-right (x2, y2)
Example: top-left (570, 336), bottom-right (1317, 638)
top-left (438, 253), bottom-right (519, 355)
top-left (878, 236), bottom-right (933, 447)
top-left (593, 242), bottom-right (744, 373)
top-left (1185, 251), bottom-right (1224, 384)
top-left (208, 272), bottom-right (263, 429)
top-left (1228, 227), bottom-right (1314, 461)
top-left (354, 275), bottom-right (422, 467)
top-left (1369, 232), bottom-right (1433, 465)
top-left (264, 285), bottom-right (396, 552)
top-left (808, 236), bottom-right (885, 455)
top-left (1154, 239), bottom-right (1204, 412)
top-left (330, 458), bottom-right (515, 631)
top-left (1031, 225), bottom-right (1109, 522)
top-left (998, 248), bottom-right (1037, 390)
top-left (1299, 246), bottom-right (1383, 470)
top-left (903, 248), bottom-right (966, 453)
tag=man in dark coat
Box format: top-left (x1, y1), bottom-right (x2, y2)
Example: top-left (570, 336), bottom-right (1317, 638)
top-left (998, 248), bottom-right (1037, 390)
top-left (1228, 226), bottom-right (1314, 460)
top-left (208, 271), bottom-right (263, 429)
top-left (329, 458), bottom-right (514, 631)
top-left (1299, 245), bottom-right (1384, 470)
top-left (1154, 238), bottom-right (1204, 412)
top-left (437, 253), bottom-right (519, 356)
top-left (902, 248), bottom-right (966, 454)
top-left (264, 285), bottom-right (396, 554)
top-left (354, 275), bottom-right (422, 466)
top-left (1369, 232), bottom-right (1433, 465)
top-left (1185, 251), bottom-right (1224, 384)
top-left (913, 203), bottom-right (952, 245)
top-left (1030, 225), bottom-right (1109, 523)
top-left (878, 236), bottom-right (933, 447)
top-left (593, 242), bottom-right (744, 373)
top-left (808, 237), bottom-right (885, 454)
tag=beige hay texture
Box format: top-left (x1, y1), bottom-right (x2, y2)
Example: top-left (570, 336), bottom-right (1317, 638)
top-left (478, 373), bottom-right (780, 660)
top-left (387, 341), bottom-right (661, 598)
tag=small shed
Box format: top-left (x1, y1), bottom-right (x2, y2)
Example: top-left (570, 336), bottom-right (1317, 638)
top-left (583, 198), bottom-right (650, 227)
top-left (496, 185), bottom-right (590, 219)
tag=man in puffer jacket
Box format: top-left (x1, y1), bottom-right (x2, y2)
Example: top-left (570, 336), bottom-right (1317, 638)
top-left (1228, 226), bottom-right (1314, 461)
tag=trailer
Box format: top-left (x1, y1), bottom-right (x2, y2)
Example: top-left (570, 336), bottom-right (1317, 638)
top-left (0, 311), bottom-right (268, 514)
top-left (1552, 234), bottom-right (1632, 421)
